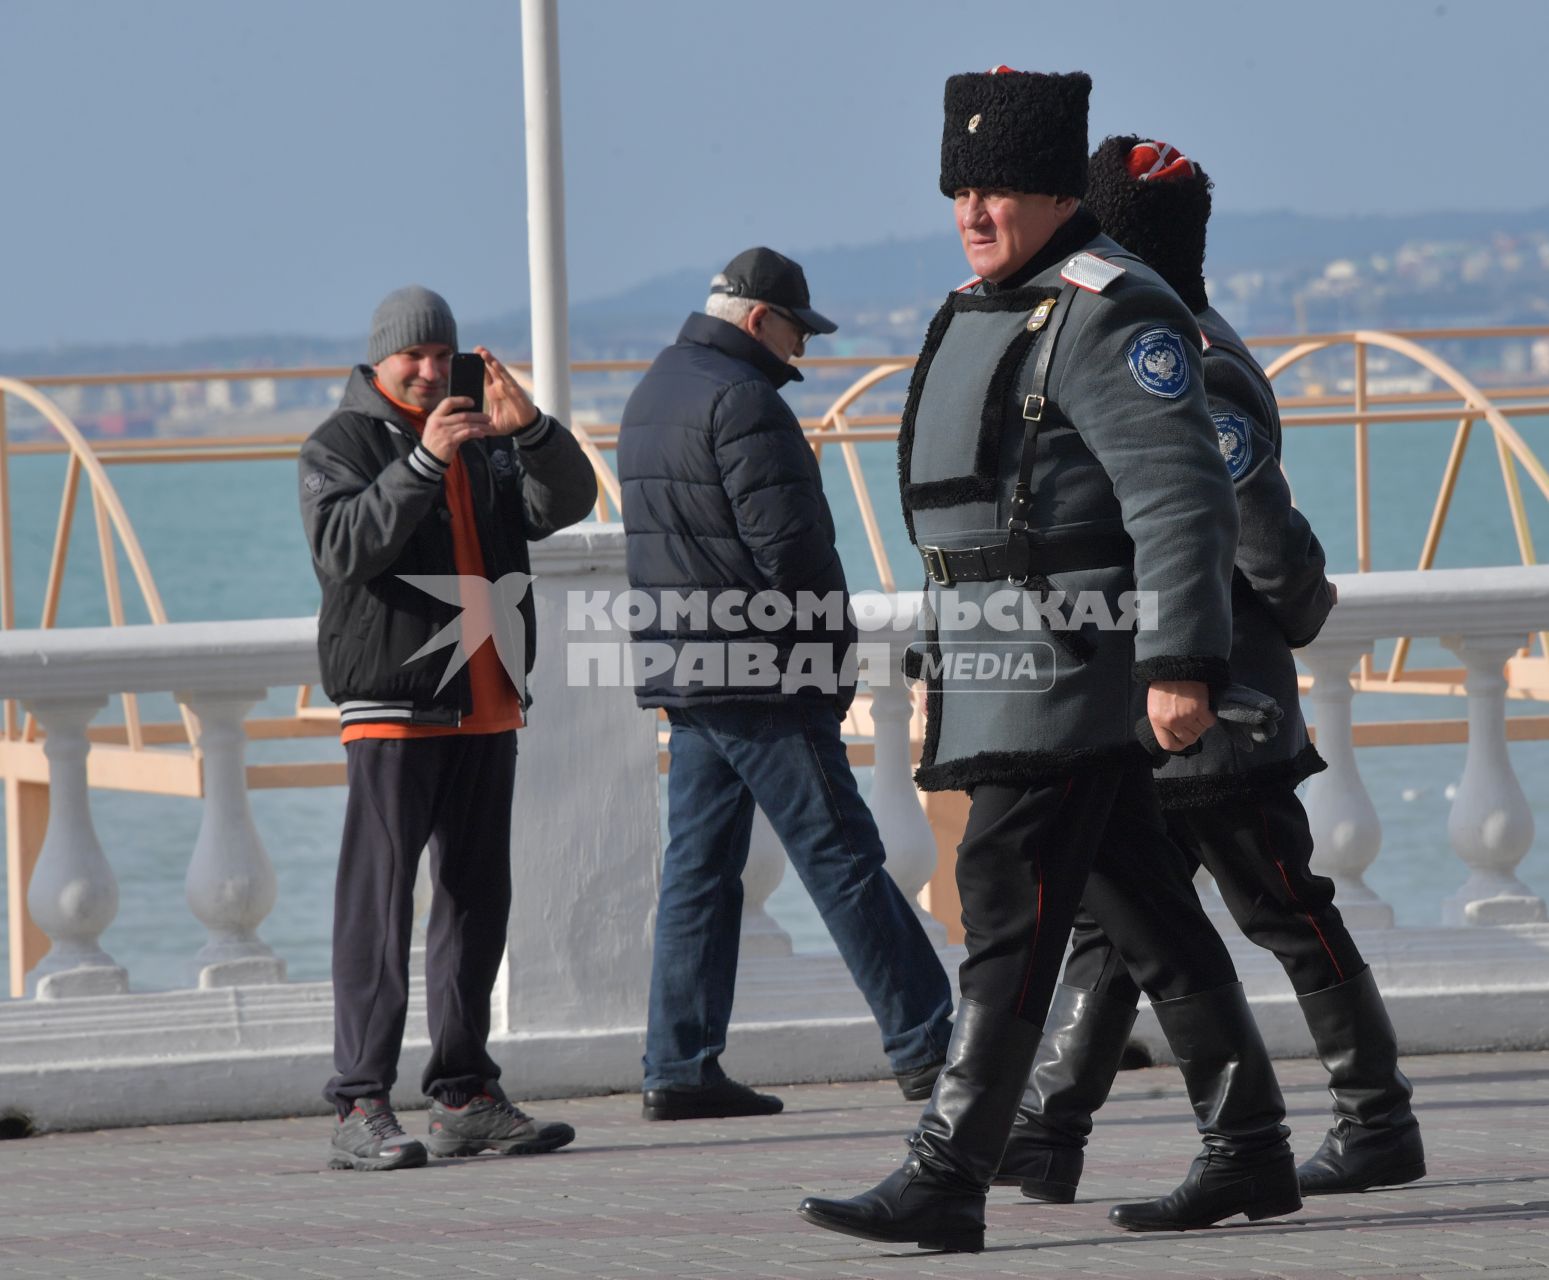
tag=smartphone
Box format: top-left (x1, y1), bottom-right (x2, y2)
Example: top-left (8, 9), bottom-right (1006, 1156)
top-left (448, 352), bottom-right (486, 415)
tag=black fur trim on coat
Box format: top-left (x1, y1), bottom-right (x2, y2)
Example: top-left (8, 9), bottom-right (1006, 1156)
top-left (915, 742), bottom-right (1147, 793)
top-left (940, 71), bottom-right (1091, 198)
top-left (900, 284), bottom-right (1062, 516)
top-left (897, 296), bottom-right (957, 544)
top-left (904, 474), bottom-right (999, 511)
top-left (1084, 135), bottom-right (1212, 314)
top-left (1154, 742), bottom-right (1328, 811)
top-left (1133, 654), bottom-right (1232, 691)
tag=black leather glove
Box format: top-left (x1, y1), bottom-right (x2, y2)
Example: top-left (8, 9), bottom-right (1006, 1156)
top-left (1211, 683), bottom-right (1283, 753)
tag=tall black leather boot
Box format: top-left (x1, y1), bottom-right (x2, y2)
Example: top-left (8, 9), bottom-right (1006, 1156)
top-left (993, 983), bottom-right (1139, 1202)
top-left (1296, 966), bottom-right (1426, 1194)
top-left (797, 998), bottom-right (1040, 1253)
top-left (1109, 982), bottom-right (1302, 1231)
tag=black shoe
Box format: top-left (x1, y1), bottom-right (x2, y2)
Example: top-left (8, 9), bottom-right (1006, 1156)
top-left (1109, 1146), bottom-right (1302, 1231)
top-left (641, 1078), bottom-right (783, 1121)
top-left (1296, 967), bottom-right (1426, 1195)
top-left (1107, 982), bottom-right (1302, 1231)
top-left (1297, 1117), bottom-right (1427, 1194)
top-left (993, 984), bottom-right (1139, 1200)
top-left (895, 1058), bottom-right (945, 1101)
top-left (328, 1096), bottom-right (428, 1172)
top-left (427, 1082), bottom-right (575, 1158)
top-left (798, 998), bottom-right (1040, 1253)
top-left (993, 1144), bottom-right (1083, 1202)
top-left (797, 1157), bottom-right (984, 1253)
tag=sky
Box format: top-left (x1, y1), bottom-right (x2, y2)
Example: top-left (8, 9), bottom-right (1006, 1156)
top-left (2, 0), bottom-right (1544, 351)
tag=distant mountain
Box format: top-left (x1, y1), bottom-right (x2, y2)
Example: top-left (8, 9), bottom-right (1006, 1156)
top-left (2, 205), bottom-right (1543, 375)
top-left (1203, 205), bottom-right (1549, 273)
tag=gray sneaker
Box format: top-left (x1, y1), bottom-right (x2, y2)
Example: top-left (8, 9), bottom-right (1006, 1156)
top-left (427, 1081), bottom-right (575, 1158)
top-left (328, 1096), bottom-right (428, 1171)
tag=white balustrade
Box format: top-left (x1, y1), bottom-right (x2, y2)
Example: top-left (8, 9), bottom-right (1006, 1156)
top-left (868, 640), bottom-right (946, 943)
top-left (23, 697), bottom-right (129, 998)
top-left (1300, 640), bottom-right (1393, 928)
top-left (1303, 566), bottom-right (1549, 930)
top-left (1441, 632), bottom-right (1544, 925)
top-left (0, 556), bottom-right (1547, 1131)
top-left (180, 690), bottom-right (286, 987)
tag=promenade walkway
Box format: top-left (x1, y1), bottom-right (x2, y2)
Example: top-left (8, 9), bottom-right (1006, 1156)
top-left (2, 1049), bottom-right (1544, 1279)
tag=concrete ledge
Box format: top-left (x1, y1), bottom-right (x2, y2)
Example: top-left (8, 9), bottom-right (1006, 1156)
top-left (3, 924), bottom-right (1547, 1132)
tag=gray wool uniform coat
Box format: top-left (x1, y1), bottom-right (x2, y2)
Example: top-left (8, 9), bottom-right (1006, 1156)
top-left (1151, 306), bottom-right (1334, 806)
top-left (901, 220), bottom-right (1239, 792)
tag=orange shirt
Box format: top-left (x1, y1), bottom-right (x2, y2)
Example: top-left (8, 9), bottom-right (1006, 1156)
top-left (341, 384), bottom-right (525, 743)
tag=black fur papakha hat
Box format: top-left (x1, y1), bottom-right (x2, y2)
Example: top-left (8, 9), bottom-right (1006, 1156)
top-left (939, 69), bottom-right (1091, 198)
top-left (1086, 135), bottom-right (1213, 313)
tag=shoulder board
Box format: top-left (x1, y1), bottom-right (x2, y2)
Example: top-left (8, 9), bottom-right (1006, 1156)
top-left (1060, 252), bottom-right (1126, 295)
top-left (953, 275), bottom-right (983, 294)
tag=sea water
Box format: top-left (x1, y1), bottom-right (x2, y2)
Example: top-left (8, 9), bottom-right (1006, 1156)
top-left (1, 412), bottom-right (1546, 994)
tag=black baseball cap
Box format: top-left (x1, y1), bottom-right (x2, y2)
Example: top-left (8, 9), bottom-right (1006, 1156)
top-left (708, 247), bottom-right (838, 335)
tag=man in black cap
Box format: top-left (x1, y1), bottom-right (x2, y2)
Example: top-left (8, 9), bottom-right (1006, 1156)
top-left (617, 248), bottom-right (955, 1121)
top-left (994, 136), bottom-right (1425, 1205)
top-left (796, 70), bottom-right (1298, 1250)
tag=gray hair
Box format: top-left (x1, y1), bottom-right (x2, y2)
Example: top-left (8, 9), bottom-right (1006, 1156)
top-left (705, 293), bottom-right (758, 326)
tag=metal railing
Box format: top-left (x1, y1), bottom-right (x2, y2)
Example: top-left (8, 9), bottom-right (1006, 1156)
top-left (3, 327), bottom-right (1548, 992)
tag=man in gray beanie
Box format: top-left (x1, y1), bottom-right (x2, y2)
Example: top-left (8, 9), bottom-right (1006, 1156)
top-left (299, 285), bottom-right (597, 1171)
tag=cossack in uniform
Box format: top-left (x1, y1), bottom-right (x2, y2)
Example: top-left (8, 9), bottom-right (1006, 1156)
top-left (795, 70), bottom-right (1303, 1253)
top-left (996, 136), bottom-right (1425, 1206)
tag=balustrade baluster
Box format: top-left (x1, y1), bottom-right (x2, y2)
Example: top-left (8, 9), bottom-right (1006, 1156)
top-left (181, 691), bottom-right (285, 986)
top-left (1441, 633), bottom-right (1545, 925)
top-left (868, 650), bottom-right (946, 943)
top-left (23, 696), bottom-right (129, 998)
top-left (1301, 641), bottom-right (1393, 928)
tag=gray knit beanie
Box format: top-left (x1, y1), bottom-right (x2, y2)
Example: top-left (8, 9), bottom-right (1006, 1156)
top-left (367, 285), bottom-right (458, 365)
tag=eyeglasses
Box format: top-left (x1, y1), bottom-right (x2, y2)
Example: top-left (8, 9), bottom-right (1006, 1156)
top-left (767, 304), bottom-right (817, 345)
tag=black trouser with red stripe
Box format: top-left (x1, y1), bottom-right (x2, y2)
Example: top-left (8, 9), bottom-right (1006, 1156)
top-left (956, 760), bottom-right (1239, 1029)
top-left (1063, 784), bottom-right (1365, 1000)
top-left (325, 731), bottom-right (518, 1112)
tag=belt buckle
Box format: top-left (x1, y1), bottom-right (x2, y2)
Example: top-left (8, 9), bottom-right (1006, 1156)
top-left (1022, 393), bottom-right (1046, 422)
top-left (922, 546), bottom-right (954, 587)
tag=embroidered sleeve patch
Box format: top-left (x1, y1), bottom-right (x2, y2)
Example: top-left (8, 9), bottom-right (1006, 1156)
top-left (1213, 411), bottom-right (1253, 479)
top-left (303, 471), bottom-right (326, 494)
top-left (1125, 327), bottom-right (1191, 399)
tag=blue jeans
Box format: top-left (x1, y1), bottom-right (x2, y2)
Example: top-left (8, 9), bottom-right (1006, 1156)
top-left (643, 699), bottom-right (954, 1089)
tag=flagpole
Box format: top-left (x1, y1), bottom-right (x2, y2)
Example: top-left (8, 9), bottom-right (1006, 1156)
top-left (520, 0), bottom-right (572, 427)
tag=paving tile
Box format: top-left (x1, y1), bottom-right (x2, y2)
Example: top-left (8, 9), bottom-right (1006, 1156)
top-left (0, 1051), bottom-right (1545, 1277)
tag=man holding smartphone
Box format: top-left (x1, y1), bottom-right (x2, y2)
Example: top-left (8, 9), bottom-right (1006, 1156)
top-left (299, 284), bottom-right (597, 1170)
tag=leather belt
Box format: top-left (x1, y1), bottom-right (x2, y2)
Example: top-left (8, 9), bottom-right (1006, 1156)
top-left (920, 533), bottom-right (1134, 586)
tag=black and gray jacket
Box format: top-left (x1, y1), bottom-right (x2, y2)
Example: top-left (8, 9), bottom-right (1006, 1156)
top-left (1151, 307), bottom-right (1332, 806)
top-left (900, 210), bottom-right (1239, 791)
top-left (298, 367), bottom-right (597, 729)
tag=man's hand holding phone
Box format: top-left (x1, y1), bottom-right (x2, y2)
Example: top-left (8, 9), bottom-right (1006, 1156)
top-left (423, 351), bottom-right (493, 462)
top-left (422, 396), bottom-right (491, 463)
top-left (474, 345), bottom-right (540, 436)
